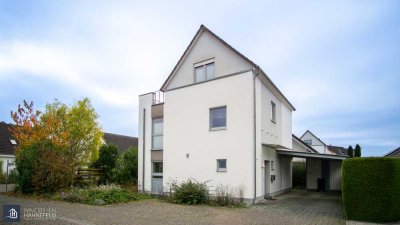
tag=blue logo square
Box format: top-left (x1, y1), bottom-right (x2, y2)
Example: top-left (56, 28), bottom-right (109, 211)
top-left (3, 205), bottom-right (20, 222)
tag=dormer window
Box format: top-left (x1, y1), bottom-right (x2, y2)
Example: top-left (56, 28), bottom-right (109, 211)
top-left (10, 139), bottom-right (17, 145)
top-left (194, 62), bottom-right (215, 83)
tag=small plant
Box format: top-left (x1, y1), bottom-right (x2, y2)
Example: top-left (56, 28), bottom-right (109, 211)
top-left (212, 184), bottom-right (245, 207)
top-left (171, 179), bottom-right (209, 204)
top-left (61, 192), bottom-right (83, 203)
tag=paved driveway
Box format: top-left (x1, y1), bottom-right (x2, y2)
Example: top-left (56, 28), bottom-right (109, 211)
top-left (0, 190), bottom-right (344, 225)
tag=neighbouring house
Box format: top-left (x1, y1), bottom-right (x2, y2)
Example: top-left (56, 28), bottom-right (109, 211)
top-left (327, 145), bottom-right (348, 156)
top-left (384, 147), bottom-right (400, 158)
top-left (103, 132), bottom-right (138, 154)
top-left (300, 130), bottom-right (347, 156)
top-left (138, 25), bottom-right (346, 203)
top-left (0, 122), bottom-right (16, 175)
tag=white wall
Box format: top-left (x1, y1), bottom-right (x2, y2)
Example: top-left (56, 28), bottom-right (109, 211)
top-left (329, 161), bottom-right (342, 191)
top-left (165, 30), bottom-right (252, 90)
top-left (259, 78), bottom-right (292, 149)
top-left (0, 156), bottom-right (15, 176)
top-left (259, 146), bottom-right (292, 197)
top-left (163, 71), bottom-right (255, 199)
top-left (306, 158), bottom-right (321, 190)
top-left (138, 93), bottom-right (154, 192)
top-left (292, 138), bottom-right (311, 153)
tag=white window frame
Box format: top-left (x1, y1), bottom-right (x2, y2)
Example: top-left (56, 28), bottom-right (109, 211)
top-left (152, 118), bottom-right (163, 150)
top-left (194, 60), bottom-right (215, 83)
top-left (271, 101), bottom-right (276, 123)
top-left (217, 159), bottom-right (227, 172)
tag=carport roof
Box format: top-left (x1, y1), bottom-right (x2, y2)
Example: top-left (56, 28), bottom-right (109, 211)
top-left (277, 149), bottom-right (347, 161)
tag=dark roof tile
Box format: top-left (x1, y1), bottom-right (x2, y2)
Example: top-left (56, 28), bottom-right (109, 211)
top-left (103, 133), bottom-right (138, 153)
top-left (0, 122), bottom-right (17, 156)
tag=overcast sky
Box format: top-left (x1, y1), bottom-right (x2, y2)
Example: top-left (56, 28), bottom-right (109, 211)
top-left (0, 1), bottom-right (399, 156)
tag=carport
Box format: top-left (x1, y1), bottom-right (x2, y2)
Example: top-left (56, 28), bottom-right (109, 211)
top-left (277, 150), bottom-right (347, 191)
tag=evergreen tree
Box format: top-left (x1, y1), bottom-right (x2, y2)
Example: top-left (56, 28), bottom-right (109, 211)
top-left (354, 144), bottom-right (361, 157)
top-left (347, 145), bottom-right (354, 158)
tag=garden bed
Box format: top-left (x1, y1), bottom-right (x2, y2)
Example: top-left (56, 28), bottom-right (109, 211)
top-left (2, 184), bottom-right (151, 205)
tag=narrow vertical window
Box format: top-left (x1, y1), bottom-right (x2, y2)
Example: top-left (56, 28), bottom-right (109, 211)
top-left (210, 106), bottom-right (226, 130)
top-left (152, 118), bottom-right (163, 150)
top-left (271, 101), bottom-right (276, 123)
top-left (195, 66), bottom-right (205, 82)
top-left (217, 159), bottom-right (227, 172)
top-left (205, 63), bottom-right (215, 80)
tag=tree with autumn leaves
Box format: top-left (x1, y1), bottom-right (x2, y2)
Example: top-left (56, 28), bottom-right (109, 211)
top-left (11, 99), bottom-right (103, 192)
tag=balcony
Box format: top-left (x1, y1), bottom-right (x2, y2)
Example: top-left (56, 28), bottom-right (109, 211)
top-left (152, 91), bottom-right (164, 118)
top-left (152, 91), bottom-right (164, 105)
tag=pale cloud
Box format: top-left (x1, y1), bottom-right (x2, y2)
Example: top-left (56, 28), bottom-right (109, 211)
top-left (0, 0), bottom-right (399, 155)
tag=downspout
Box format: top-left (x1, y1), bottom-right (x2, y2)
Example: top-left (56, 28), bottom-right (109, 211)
top-left (253, 67), bottom-right (260, 204)
top-left (142, 108), bottom-right (146, 192)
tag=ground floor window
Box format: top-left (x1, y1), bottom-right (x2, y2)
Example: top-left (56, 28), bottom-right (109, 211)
top-left (217, 159), bottom-right (227, 172)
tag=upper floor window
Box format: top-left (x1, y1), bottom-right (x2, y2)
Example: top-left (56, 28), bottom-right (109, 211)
top-left (304, 139), bottom-right (312, 145)
top-left (152, 118), bottom-right (163, 150)
top-left (271, 101), bottom-right (276, 123)
top-left (194, 62), bottom-right (215, 83)
top-left (210, 106), bottom-right (226, 130)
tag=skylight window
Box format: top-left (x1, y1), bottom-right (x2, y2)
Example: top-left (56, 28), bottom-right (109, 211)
top-left (10, 139), bottom-right (17, 145)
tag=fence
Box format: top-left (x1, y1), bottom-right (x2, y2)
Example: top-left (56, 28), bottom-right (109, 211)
top-left (74, 168), bottom-right (103, 186)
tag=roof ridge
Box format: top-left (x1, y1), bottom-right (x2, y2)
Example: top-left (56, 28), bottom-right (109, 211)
top-left (159, 25), bottom-right (295, 111)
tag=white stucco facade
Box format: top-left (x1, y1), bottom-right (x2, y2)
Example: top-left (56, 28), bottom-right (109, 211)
top-left (0, 155), bottom-right (15, 176)
top-left (138, 25), bottom-right (303, 203)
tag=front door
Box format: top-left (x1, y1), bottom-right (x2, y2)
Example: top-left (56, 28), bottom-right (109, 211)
top-left (264, 160), bottom-right (271, 197)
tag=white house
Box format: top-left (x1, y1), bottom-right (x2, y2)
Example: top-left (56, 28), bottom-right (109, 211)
top-left (0, 122), bottom-right (17, 176)
top-left (300, 130), bottom-right (348, 156)
top-left (138, 25), bottom-right (346, 203)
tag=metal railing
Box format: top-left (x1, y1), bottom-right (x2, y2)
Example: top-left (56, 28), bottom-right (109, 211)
top-left (153, 91), bottom-right (164, 105)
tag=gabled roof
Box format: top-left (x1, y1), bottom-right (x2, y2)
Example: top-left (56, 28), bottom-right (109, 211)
top-left (0, 122), bottom-right (17, 156)
top-left (292, 134), bottom-right (318, 153)
top-left (103, 133), bottom-right (138, 154)
top-left (384, 146), bottom-right (400, 157)
top-left (300, 130), bottom-right (327, 146)
top-left (327, 145), bottom-right (348, 156)
top-left (160, 25), bottom-right (295, 111)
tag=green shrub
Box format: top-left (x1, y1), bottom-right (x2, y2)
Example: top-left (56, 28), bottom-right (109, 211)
top-left (15, 143), bottom-right (39, 193)
top-left (292, 161), bottom-right (306, 189)
top-left (342, 157), bottom-right (400, 223)
top-left (58, 184), bottom-right (149, 205)
top-left (171, 179), bottom-right (209, 204)
top-left (91, 144), bottom-right (119, 184)
top-left (115, 147), bottom-right (138, 184)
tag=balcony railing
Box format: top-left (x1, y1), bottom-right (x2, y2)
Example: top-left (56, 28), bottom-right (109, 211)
top-left (153, 91), bottom-right (164, 105)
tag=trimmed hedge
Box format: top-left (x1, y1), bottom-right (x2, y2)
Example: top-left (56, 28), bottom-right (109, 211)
top-left (292, 161), bottom-right (306, 189)
top-left (342, 157), bottom-right (400, 223)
